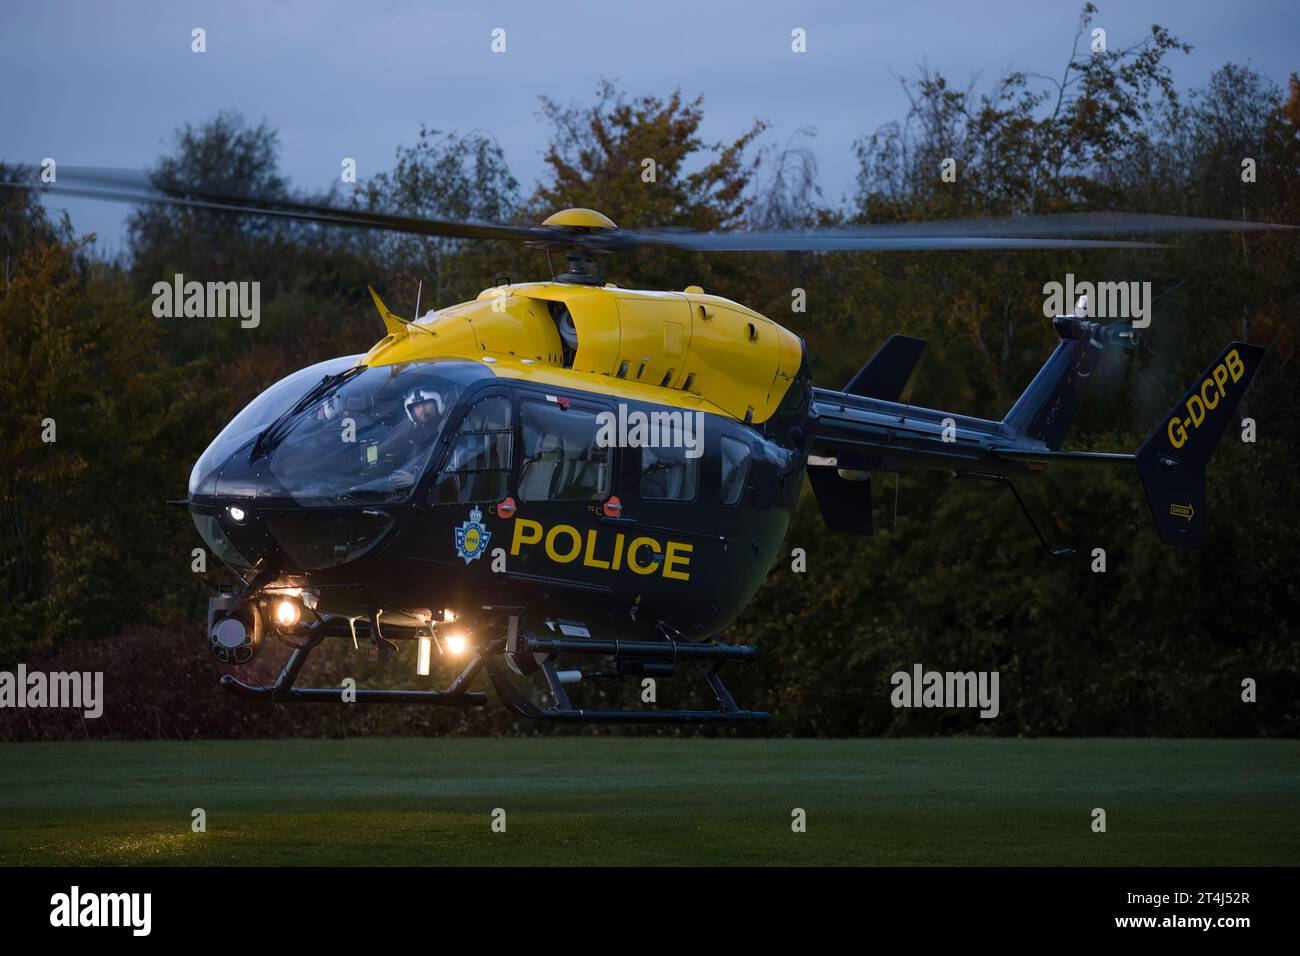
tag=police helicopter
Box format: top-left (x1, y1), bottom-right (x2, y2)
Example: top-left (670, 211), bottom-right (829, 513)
top-left (6, 168), bottom-right (1286, 723)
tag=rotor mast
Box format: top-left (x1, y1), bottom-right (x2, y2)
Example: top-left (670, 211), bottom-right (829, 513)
top-left (528, 208), bottom-right (619, 284)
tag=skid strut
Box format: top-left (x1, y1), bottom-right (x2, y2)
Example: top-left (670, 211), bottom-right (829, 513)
top-left (486, 633), bottom-right (771, 724)
top-left (958, 472), bottom-right (1076, 558)
top-left (220, 630), bottom-right (490, 706)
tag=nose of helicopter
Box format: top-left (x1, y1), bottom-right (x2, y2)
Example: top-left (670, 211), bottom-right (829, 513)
top-left (191, 493), bottom-right (398, 574)
top-left (185, 355), bottom-right (488, 576)
top-left (189, 489), bottom-right (275, 573)
top-left (189, 439), bottom-right (398, 575)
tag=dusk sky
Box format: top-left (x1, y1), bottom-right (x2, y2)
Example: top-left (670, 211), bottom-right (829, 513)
top-left (2, 0), bottom-right (1294, 254)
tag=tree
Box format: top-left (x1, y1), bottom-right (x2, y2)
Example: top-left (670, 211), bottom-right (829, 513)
top-left (849, 6), bottom-right (1192, 409)
top-left (128, 111), bottom-right (289, 277)
top-left (0, 230), bottom-right (213, 662)
top-left (358, 126), bottom-right (526, 308)
top-left (532, 79), bottom-right (767, 291)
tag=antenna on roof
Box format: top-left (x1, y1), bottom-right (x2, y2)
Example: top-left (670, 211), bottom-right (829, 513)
top-left (412, 280), bottom-right (422, 323)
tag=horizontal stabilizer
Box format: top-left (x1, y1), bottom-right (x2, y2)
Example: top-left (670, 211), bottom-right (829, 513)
top-left (844, 334), bottom-right (926, 401)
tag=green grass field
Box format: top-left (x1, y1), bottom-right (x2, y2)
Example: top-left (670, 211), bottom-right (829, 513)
top-left (0, 738), bottom-right (1296, 866)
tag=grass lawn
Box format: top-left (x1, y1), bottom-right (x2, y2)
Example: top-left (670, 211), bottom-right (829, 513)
top-left (0, 737), bottom-right (1296, 866)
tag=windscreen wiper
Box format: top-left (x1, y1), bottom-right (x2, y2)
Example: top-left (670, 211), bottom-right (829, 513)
top-left (252, 365), bottom-right (364, 460)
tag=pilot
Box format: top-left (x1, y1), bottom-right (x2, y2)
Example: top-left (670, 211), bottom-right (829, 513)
top-left (404, 387), bottom-right (446, 430)
top-left (386, 386), bottom-right (448, 489)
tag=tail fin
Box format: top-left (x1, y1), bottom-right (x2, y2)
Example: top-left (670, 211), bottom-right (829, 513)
top-left (1000, 318), bottom-right (1098, 450)
top-left (1136, 342), bottom-right (1266, 549)
top-left (844, 334), bottom-right (926, 401)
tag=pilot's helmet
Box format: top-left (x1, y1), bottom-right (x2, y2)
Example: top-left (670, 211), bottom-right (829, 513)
top-left (403, 386), bottom-right (446, 425)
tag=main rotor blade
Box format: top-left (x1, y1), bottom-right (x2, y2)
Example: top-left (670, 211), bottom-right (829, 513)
top-left (5, 165), bottom-right (1292, 254)
top-left (617, 211), bottom-right (1294, 252)
top-left (610, 231), bottom-right (1165, 251)
top-left (2, 165), bottom-right (551, 244)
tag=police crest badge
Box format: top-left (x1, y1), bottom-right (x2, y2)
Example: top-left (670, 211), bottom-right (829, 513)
top-left (454, 506), bottom-right (492, 564)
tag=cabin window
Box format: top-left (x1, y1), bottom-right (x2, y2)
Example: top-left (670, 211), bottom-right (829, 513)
top-left (430, 395), bottom-right (513, 504)
top-left (518, 400), bottom-right (610, 501)
top-left (719, 436), bottom-right (751, 505)
top-left (641, 446), bottom-right (699, 502)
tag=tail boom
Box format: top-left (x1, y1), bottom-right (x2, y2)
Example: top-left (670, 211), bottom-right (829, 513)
top-left (804, 333), bottom-right (1265, 550)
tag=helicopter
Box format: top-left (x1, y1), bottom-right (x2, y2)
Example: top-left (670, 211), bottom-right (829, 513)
top-left (4, 168), bottom-right (1286, 724)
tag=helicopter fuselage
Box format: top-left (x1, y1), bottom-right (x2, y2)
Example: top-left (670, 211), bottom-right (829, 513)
top-left (192, 376), bottom-right (805, 640)
top-left (189, 280), bottom-right (812, 643)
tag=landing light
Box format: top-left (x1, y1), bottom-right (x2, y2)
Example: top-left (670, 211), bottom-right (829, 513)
top-left (417, 635), bottom-right (433, 676)
top-left (227, 505), bottom-right (246, 523)
top-left (274, 599), bottom-right (301, 628)
top-left (443, 632), bottom-right (468, 656)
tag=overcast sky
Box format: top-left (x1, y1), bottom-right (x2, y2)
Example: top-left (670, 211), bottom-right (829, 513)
top-left (2, 0), bottom-right (1294, 255)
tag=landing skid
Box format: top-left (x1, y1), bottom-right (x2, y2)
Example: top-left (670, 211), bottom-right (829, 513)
top-left (217, 619), bottom-right (769, 725)
top-left (486, 636), bottom-right (770, 724)
top-left (220, 631), bottom-right (490, 707)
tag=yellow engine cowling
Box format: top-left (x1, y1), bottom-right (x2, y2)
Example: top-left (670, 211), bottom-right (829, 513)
top-left (362, 282), bottom-right (802, 424)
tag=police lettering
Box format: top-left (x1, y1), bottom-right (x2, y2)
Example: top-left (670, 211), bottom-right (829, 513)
top-left (1167, 348), bottom-right (1244, 449)
top-left (510, 518), bottom-right (692, 581)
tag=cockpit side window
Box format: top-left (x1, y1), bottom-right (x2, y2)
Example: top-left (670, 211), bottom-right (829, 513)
top-left (719, 435), bottom-right (751, 505)
top-left (429, 395), bottom-right (514, 505)
top-left (518, 399), bottom-right (610, 501)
